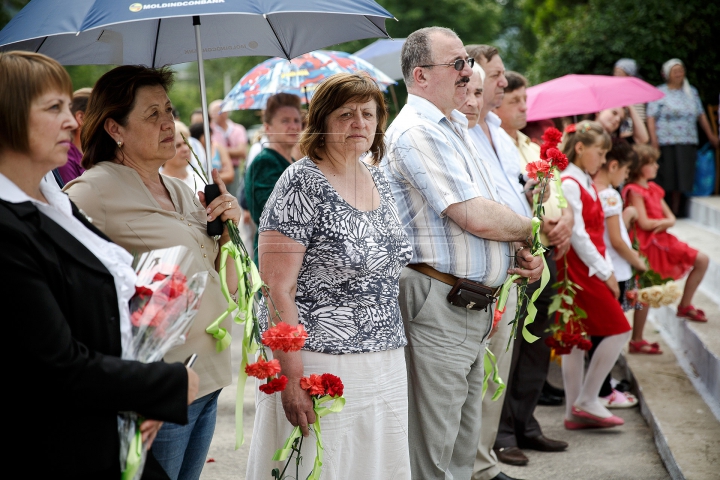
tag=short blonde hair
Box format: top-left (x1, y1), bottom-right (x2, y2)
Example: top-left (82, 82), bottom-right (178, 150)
top-left (0, 51), bottom-right (73, 153)
top-left (300, 73), bottom-right (388, 165)
top-left (174, 120), bottom-right (190, 138)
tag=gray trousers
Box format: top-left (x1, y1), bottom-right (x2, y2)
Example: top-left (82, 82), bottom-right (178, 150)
top-left (472, 289), bottom-right (518, 480)
top-left (399, 268), bottom-right (493, 480)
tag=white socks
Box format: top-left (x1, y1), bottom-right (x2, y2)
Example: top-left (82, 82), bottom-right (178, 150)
top-left (562, 331), bottom-right (632, 419)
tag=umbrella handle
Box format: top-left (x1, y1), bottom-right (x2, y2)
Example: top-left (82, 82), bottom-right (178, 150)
top-left (205, 183), bottom-right (224, 236)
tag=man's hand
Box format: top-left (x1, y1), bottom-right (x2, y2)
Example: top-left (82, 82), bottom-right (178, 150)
top-left (510, 247), bottom-right (544, 284)
top-left (524, 179), bottom-right (551, 205)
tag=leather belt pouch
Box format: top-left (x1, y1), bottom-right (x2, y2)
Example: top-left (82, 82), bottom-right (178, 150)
top-left (446, 278), bottom-right (496, 311)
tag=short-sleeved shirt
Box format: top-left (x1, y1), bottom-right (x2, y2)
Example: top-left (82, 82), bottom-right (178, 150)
top-left (245, 147), bottom-right (293, 261)
top-left (646, 84), bottom-right (704, 146)
top-left (211, 119), bottom-right (248, 165)
top-left (599, 187), bottom-right (632, 282)
top-left (381, 94), bottom-right (510, 286)
top-left (58, 143), bottom-right (85, 184)
top-left (258, 157), bottom-right (413, 354)
top-left (468, 113), bottom-right (531, 218)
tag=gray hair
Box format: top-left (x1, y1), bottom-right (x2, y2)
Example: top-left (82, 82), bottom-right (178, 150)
top-left (401, 26), bottom-right (458, 86)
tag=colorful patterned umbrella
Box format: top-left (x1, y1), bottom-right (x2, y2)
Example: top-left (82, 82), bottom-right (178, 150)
top-left (221, 50), bottom-right (397, 111)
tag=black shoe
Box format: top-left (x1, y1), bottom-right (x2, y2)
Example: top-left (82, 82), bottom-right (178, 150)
top-left (490, 472), bottom-right (525, 480)
top-left (494, 446), bottom-right (529, 466)
top-left (537, 391), bottom-right (563, 406)
top-left (543, 381), bottom-right (565, 398)
top-left (518, 434), bottom-right (568, 452)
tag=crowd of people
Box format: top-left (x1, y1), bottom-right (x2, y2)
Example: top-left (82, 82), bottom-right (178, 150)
top-left (1, 22), bottom-right (715, 480)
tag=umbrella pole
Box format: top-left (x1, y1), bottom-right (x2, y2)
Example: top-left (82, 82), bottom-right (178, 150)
top-left (389, 84), bottom-right (399, 114)
top-left (193, 16), bottom-right (214, 183)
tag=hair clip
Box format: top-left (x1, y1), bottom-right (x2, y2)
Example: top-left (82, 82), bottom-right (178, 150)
top-left (564, 124), bottom-right (576, 134)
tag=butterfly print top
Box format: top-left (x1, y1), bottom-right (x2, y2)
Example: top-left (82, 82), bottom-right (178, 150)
top-left (258, 157), bottom-right (413, 354)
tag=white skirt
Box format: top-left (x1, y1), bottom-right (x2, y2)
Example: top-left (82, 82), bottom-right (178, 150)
top-left (245, 348), bottom-right (410, 479)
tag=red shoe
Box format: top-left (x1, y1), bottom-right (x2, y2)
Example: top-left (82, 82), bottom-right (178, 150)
top-left (570, 406), bottom-right (624, 427)
top-left (677, 305), bottom-right (707, 322)
top-left (629, 339), bottom-right (663, 354)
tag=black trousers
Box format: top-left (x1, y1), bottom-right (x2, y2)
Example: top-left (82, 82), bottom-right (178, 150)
top-left (494, 253), bottom-right (557, 448)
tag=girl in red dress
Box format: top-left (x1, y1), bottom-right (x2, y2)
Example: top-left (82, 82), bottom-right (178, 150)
top-left (559, 121), bottom-right (631, 429)
top-left (622, 145), bottom-right (709, 321)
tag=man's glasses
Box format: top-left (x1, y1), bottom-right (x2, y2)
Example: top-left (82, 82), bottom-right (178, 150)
top-left (418, 57), bottom-right (475, 71)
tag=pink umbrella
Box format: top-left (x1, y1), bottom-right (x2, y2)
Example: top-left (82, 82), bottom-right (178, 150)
top-left (526, 74), bottom-right (664, 121)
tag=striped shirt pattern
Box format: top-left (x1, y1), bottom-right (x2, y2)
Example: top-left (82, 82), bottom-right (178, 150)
top-left (381, 94), bottom-right (511, 286)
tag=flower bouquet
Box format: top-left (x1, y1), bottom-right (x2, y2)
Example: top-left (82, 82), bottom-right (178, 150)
top-left (119, 246), bottom-right (209, 480)
top-left (630, 265), bottom-right (681, 309)
top-left (495, 127), bottom-right (569, 348)
top-left (270, 372), bottom-right (346, 480)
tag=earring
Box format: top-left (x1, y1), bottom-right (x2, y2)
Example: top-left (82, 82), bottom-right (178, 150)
top-left (117, 141), bottom-right (123, 148)
top-left (319, 136), bottom-right (325, 146)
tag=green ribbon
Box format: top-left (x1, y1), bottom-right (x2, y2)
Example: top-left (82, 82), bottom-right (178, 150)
top-left (482, 347), bottom-right (506, 401)
top-left (205, 243), bottom-right (240, 352)
top-left (553, 168), bottom-right (568, 209)
top-left (495, 217), bottom-right (550, 347)
top-left (272, 395), bottom-right (346, 480)
top-left (204, 241), bottom-right (263, 448)
top-left (121, 420), bottom-right (142, 480)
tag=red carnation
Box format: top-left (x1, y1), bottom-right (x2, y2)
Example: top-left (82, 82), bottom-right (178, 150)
top-left (546, 147), bottom-right (569, 171)
top-left (541, 127), bottom-right (563, 148)
top-left (578, 339), bottom-right (593, 351)
top-left (493, 306), bottom-right (505, 328)
top-left (245, 357), bottom-right (282, 379)
top-left (526, 160), bottom-right (552, 181)
top-left (300, 374), bottom-right (326, 396)
top-left (321, 373), bottom-right (344, 397)
top-left (259, 375), bottom-right (288, 394)
top-left (540, 142), bottom-right (550, 160)
top-left (564, 124), bottom-right (576, 134)
top-left (262, 322), bottom-right (308, 352)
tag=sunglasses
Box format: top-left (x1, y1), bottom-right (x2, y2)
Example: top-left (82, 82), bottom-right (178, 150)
top-left (418, 57), bottom-right (475, 71)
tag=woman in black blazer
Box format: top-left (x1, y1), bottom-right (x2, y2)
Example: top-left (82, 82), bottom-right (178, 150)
top-left (0, 52), bottom-right (198, 479)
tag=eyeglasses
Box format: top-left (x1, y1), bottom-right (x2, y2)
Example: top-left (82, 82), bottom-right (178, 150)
top-left (418, 57), bottom-right (474, 71)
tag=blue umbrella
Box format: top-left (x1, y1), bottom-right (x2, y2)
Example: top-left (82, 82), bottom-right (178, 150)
top-left (0, 0), bottom-right (395, 174)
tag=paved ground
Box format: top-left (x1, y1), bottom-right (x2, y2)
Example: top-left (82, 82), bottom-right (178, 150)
top-left (200, 340), bottom-right (670, 479)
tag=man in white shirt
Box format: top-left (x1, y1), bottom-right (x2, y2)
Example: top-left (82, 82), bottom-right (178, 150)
top-left (382, 27), bottom-right (544, 480)
top-left (464, 46), bottom-right (535, 480)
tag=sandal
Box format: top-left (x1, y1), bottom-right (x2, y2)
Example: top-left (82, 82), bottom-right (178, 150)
top-left (629, 339), bottom-right (663, 354)
top-left (600, 389), bottom-right (638, 409)
top-left (677, 305), bottom-right (708, 322)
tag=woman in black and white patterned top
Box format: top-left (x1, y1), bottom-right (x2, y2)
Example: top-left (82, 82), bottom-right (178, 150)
top-left (246, 73), bottom-right (413, 479)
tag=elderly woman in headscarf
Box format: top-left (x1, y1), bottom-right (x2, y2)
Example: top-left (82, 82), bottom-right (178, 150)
top-left (612, 58), bottom-right (648, 138)
top-left (646, 58), bottom-right (719, 216)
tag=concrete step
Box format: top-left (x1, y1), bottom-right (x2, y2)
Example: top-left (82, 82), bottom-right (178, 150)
top-left (689, 196), bottom-right (720, 234)
top-left (623, 317), bottom-right (720, 480)
top-left (669, 218), bottom-right (720, 306)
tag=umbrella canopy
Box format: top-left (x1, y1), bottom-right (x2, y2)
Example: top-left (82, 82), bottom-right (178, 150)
top-left (0, 0), bottom-right (394, 178)
top-left (354, 38), bottom-right (405, 81)
top-left (526, 74), bottom-right (664, 122)
top-left (221, 50), bottom-right (397, 111)
top-left (0, 0), bottom-right (394, 66)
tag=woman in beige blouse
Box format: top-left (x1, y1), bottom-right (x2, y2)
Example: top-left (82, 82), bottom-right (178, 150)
top-left (65, 65), bottom-right (238, 480)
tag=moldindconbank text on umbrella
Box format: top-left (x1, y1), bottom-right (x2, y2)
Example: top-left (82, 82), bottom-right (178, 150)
top-left (131, 0), bottom-right (227, 12)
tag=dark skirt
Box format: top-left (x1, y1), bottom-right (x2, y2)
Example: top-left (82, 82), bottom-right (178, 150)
top-left (656, 144), bottom-right (697, 192)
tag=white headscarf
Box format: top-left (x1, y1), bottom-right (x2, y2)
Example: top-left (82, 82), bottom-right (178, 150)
top-left (661, 58), bottom-right (693, 98)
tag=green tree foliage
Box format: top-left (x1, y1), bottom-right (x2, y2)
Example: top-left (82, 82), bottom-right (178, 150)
top-left (525, 0), bottom-right (720, 105)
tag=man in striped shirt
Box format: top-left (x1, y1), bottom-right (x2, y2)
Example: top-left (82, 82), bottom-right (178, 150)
top-left (381, 27), bottom-right (544, 480)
